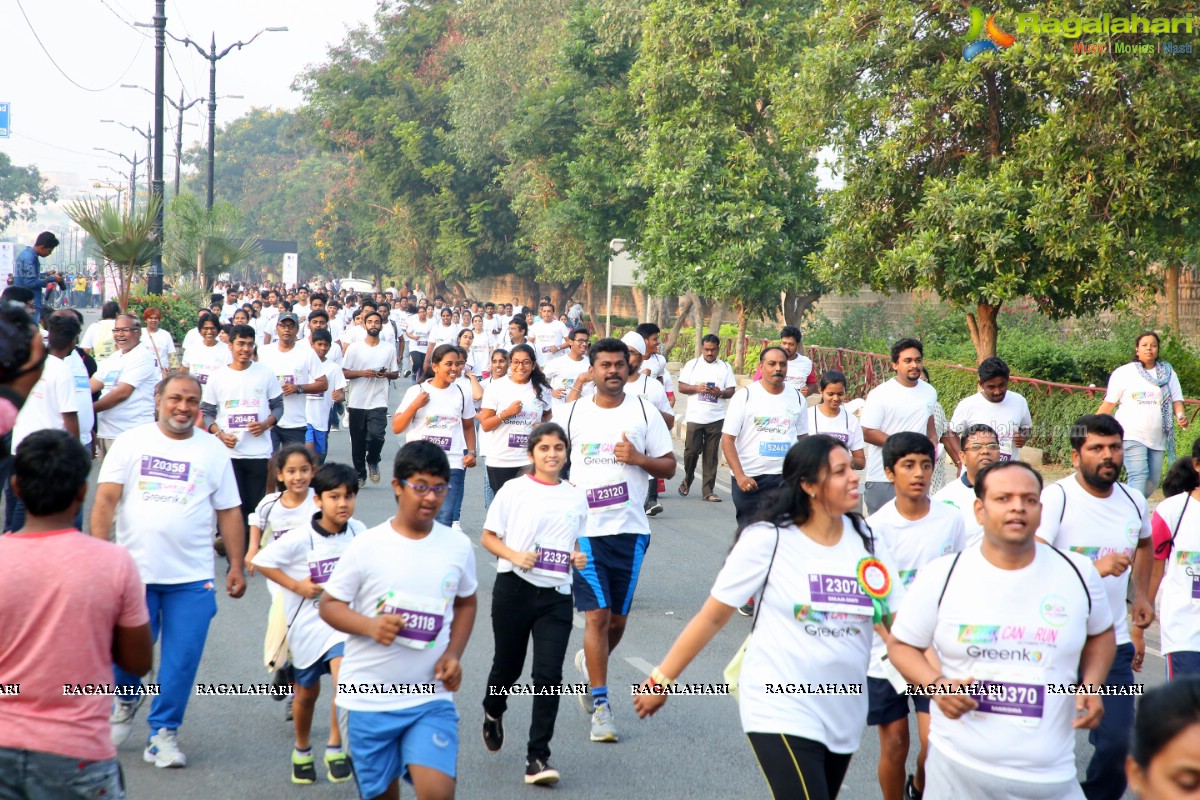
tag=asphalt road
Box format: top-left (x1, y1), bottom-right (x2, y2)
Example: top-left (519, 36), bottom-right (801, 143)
top-left (63, 306), bottom-right (1153, 799)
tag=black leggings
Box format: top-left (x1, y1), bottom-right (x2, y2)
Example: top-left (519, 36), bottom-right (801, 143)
top-left (486, 465), bottom-right (524, 495)
top-left (747, 733), bottom-right (852, 800)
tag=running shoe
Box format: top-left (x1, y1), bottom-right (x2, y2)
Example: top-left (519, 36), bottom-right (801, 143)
top-left (574, 649), bottom-right (592, 712)
top-left (144, 728), bottom-right (187, 768)
top-left (646, 501), bottom-right (663, 517)
top-left (483, 713), bottom-right (504, 753)
top-left (369, 463), bottom-right (381, 483)
top-left (589, 703), bottom-right (618, 743)
top-left (109, 695), bottom-right (143, 746)
top-left (325, 750), bottom-right (353, 783)
top-left (291, 750), bottom-right (316, 784)
top-left (358, 477), bottom-right (367, 489)
top-left (525, 757), bottom-right (561, 785)
top-left (906, 774), bottom-right (923, 800)
top-left (403, 368), bottom-right (413, 378)
top-left (271, 665), bottom-right (292, 700)
top-left (738, 599), bottom-right (756, 617)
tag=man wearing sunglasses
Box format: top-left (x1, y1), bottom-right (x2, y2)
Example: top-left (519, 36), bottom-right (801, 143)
top-left (90, 314), bottom-right (158, 463)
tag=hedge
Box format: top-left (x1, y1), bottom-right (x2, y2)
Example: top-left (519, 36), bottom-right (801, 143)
top-left (125, 294), bottom-right (198, 350)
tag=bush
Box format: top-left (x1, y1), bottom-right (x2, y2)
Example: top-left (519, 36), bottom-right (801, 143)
top-left (126, 294), bottom-right (196, 348)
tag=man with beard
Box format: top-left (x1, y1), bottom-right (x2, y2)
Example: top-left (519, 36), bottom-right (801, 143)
top-left (933, 424), bottom-right (1000, 548)
top-left (343, 311), bottom-right (399, 486)
top-left (92, 373), bottom-right (246, 768)
top-left (1038, 413), bottom-right (1151, 800)
top-left (860, 338), bottom-right (938, 514)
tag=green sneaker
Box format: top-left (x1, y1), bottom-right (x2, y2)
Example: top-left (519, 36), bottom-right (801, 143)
top-left (291, 750), bottom-right (316, 784)
top-left (325, 750), bottom-right (353, 783)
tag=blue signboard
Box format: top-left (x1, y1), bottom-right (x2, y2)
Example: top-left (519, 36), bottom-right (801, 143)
top-left (0, 104), bottom-right (9, 138)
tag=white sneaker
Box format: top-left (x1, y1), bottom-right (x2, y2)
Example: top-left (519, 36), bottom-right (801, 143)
top-left (109, 695), bottom-right (143, 746)
top-left (574, 649), bottom-right (592, 712)
top-left (144, 727), bottom-right (187, 768)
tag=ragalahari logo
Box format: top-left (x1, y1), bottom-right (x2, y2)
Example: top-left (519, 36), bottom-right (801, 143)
top-left (962, 6), bottom-right (1016, 61)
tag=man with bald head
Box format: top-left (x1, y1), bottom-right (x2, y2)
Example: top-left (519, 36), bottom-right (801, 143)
top-left (90, 314), bottom-right (158, 462)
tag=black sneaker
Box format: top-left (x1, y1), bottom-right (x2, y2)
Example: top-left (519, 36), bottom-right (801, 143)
top-left (482, 713), bottom-right (504, 753)
top-left (646, 502), bottom-right (663, 517)
top-left (270, 666), bottom-right (293, 700)
top-left (525, 757), bottom-right (560, 785)
top-left (738, 598), bottom-right (755, 617)
top-left (291, 750), bottom-right (316, 784)
top-left (906, 775), bottom-right (923, 800)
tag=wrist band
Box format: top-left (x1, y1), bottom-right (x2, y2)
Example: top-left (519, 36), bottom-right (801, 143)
top-left (651, 667), bottom-right (675, 686)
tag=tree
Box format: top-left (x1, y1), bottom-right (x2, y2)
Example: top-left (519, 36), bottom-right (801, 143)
top-left (787, 0), bottom-right (1200, 362)
top-left (163, 193), bottom-right (260, 288)
top-left (0, 153), bottom-right (57, 232)
top-left (65, 196), bottom-right (160, 312)
top-left (631, 0), bottom-right (825, 370)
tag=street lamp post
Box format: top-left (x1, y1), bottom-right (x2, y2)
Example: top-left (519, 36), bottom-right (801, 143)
top-left (169, 26), bottom-right (287, 211)
top-left (120, 85), bottom-right (205, 199)
top-left (100, 119), bottom-right (152, 200)
top-left (93, 148), bottom-right (145, 215)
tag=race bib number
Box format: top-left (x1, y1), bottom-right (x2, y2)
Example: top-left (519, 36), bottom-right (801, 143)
top-left (279, 374), bottom-right (295, 387)
top-left (196, 372), bottom-right (209, 385)
top-left (308, 557), bottom-right (340, 585)
top-left (1190, 571), bottom-right (1200, 600)
top-left (140, 455), bottom-right (190, 482)
top-left (424, 435), bottom-right (453, 451)
top-left (542, 345), bottom-right (554, 353)
top-left (585, 482), bottom-right (629, 511)
top-left (974, 681), bottom-right (1044, 722)
top-left (227, 413), bottom-right (256, 430)
top-left (807, 573), bottom-right (872, 614)
top-left (699, 385), bottom-right (718, 404)
top-left (272, 527), bottom-right (292, 541)
top-left (532, 544), bottom-right (572, 578)
top-left (999, 452), bottom-right (1013, 462)
top-left (759, 441), bottom-right (791, 458)
top-left (827, 431), bottom-right (849, 445)
top-left (507, 433), bottom-right (529, 449)
top-left (418, 340), bottom-right (428, 349)
top-left (377, 593), bottom-right (445, 650)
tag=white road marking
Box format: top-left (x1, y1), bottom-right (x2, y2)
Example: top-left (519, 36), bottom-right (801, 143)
top-left (624, 656), bottom-right (656, 676)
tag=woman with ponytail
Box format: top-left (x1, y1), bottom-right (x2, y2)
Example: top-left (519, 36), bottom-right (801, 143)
top-left (478, 343), bottom-right (553, 496)
top-left (633, 435), bottom-right (903, 799)
top-left (1149, 439), bottom-right (1200, 679)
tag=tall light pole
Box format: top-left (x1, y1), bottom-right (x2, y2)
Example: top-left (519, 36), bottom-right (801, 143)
top-left (94, 148), bottom-right (145, 215)
top-left (100, 119), bottom-right (152, 199)
top-left (169, 26), bottom-right (287, 211)
top-left (121, 84), bottom-right (205, 199)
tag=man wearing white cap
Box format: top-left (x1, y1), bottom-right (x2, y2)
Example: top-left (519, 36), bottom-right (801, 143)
top-left (550, 335), bottom-right (676, 744)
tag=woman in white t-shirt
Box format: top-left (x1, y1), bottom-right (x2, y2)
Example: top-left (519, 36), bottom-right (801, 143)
top-left (806, 370), bottom-right (865, 470)
top-left (633, 436), bottom-right (902, 799)
top-left (478, 344), bottom-right (553, 497)
top-left (139, 306), bottom-right (176, 375)
top-left (480, 423), bottom-right (588, 784)
top-left (181, 312), bottom-right (232, 389)
top-left (392, 344), bottom-right (477, 532)
top-left (1098, 331), bottom-right (1187, 498)
top-left (479, 349), bottom-right (510, 513)
top-left (1149, 441), bottom-right (1200, 679)
top-left (470, 315), bottom-right (494, 373)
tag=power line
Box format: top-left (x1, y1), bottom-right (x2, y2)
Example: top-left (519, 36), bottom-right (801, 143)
top-left (15, 0), bottom-right (146, 93)
top-left (96, 0), bottom-right (150, 38)
top-left (11, 131), bottom-right (123, 159)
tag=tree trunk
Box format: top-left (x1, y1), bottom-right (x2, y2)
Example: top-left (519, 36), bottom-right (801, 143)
top-left (452, 279), bottom-right (471, 303)
top-left (966, 302), bottom-right (1001, 363)
top-left (584, 279), bottom-right (601, 337)
top-left (733, 302), bottom-right (748, 373)
top-left (661, 294), bottom-right (694, 359)
top-left (780, 290), bottom-right (821, 328)
top-left (708, 301), bottom-right (725, 336)
top-left (1167, 264), bottom-right (1180, 330)
top-left (686, 291), bottom-right (704, 361)
top-left (630, 286), bottom-right (647, 324)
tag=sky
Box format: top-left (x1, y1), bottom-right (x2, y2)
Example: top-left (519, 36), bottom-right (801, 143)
top-left (3, 0), bottom-right (381, 229)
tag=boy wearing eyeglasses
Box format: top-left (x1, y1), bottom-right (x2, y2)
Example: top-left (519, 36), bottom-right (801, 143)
top-left (320, 441), bottom-right (478, 800)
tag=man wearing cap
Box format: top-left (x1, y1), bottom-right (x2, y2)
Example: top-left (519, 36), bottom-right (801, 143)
top-left (256, 312), bottom-right (328, 451)
top-left (622, 332), bottom-right (674, 517)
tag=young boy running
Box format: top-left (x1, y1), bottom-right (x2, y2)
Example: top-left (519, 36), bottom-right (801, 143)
top-left (320, 441), bottom-right (478, 800)
top-left (867, 432), bottom-right (966, 800)
top-left (252, 462), bottom-right (366, 785)
top-left (306, 329), bottom-right (346, 465)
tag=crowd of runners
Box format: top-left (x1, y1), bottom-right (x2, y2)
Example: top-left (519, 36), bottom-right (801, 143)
top-left (1, 246), bottom-right (1199, 800)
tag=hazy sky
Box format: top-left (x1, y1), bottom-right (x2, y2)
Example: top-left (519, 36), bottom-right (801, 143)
top-left (4, 0), bottom-right (381, 191)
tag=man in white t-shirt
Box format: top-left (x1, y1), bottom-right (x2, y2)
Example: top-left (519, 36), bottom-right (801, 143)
top-left (676, 334), bottom-right (736, 502)
top-left (550, 336), bottom-right (676, 744)
top-left (405, 306), bottom-right (434, 381)
top-left (92, 372), bottom-right (246, 768)
top-left (623, 333), bottom-right (674, 518)
top-left (860, 338), bottom-right (938, 515)
top-left (750, 325), bottom-right (817, 397)
top-left (90, 314), bottom-right (159, 462)
top-left (219, 289), bottom-right (241, 324)
top-left (258, 312), bottom-right (328, 450)
top-left (200, 324), bottom-right (285, 536)
top-left (1037, 414), bottom-right (1151, 800)
top-left (932, 424), bottom-right (999, 548)
top-left (529, 302), bottom-right (571, 367)
top-left (546, 328), bottom-right (593, 406)
top-left (888, 460), bottom-right (1114, 800)
top-left (721, 345), bottom-right (808, 529)
top-left (949, 357), bottom-right (1032, 462)
top-left (343, 311), bottom-right (399, 486)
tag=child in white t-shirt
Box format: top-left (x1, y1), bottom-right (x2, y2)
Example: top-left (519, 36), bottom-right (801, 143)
top-left (251, 462), bottom-right (365, 786)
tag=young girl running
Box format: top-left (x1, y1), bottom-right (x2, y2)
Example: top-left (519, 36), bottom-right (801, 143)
top-left (252, 462), bottom-right (366, 785)
top-left (806, 370), bottom-right (866, 470)
top-left (479, 349), bottom-right (509, 512)
top-left (480, 423), bottom-right (588, 786)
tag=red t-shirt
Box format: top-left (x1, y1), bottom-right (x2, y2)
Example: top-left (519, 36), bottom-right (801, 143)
top-left (0, 529), bottom-right (148, 760)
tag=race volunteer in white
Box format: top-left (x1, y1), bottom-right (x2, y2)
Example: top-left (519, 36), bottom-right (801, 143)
top-left (550, 335), bottom-right (675, 744)
top-left (634, 436), bottom-right (902, 800)
top-left (888, 460), bottom-right (1114, 800)
top-left (860, 337), bottom-right (937, 515)
top-left (90, 313), bottom-right (159, 461)
top-left (1037, 413), bottom-right (1151, 800)
top-left (949, 356), bottom-right (1032, 462)
top-left (675, 333), bottom-right (737, 502)
top-left (721, 345), bottom-right (808, 528)
top-left (92, 373), bottom-right (246, 768)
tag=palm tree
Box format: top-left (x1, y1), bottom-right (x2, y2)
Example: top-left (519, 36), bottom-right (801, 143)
top-left (65, 196), bottom-right (160, 312)
top-left (163, 194), bottom-right (261, 288)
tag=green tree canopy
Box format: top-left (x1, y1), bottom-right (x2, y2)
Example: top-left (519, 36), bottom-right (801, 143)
top-left (0, 153), bottom-right (57, 232)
